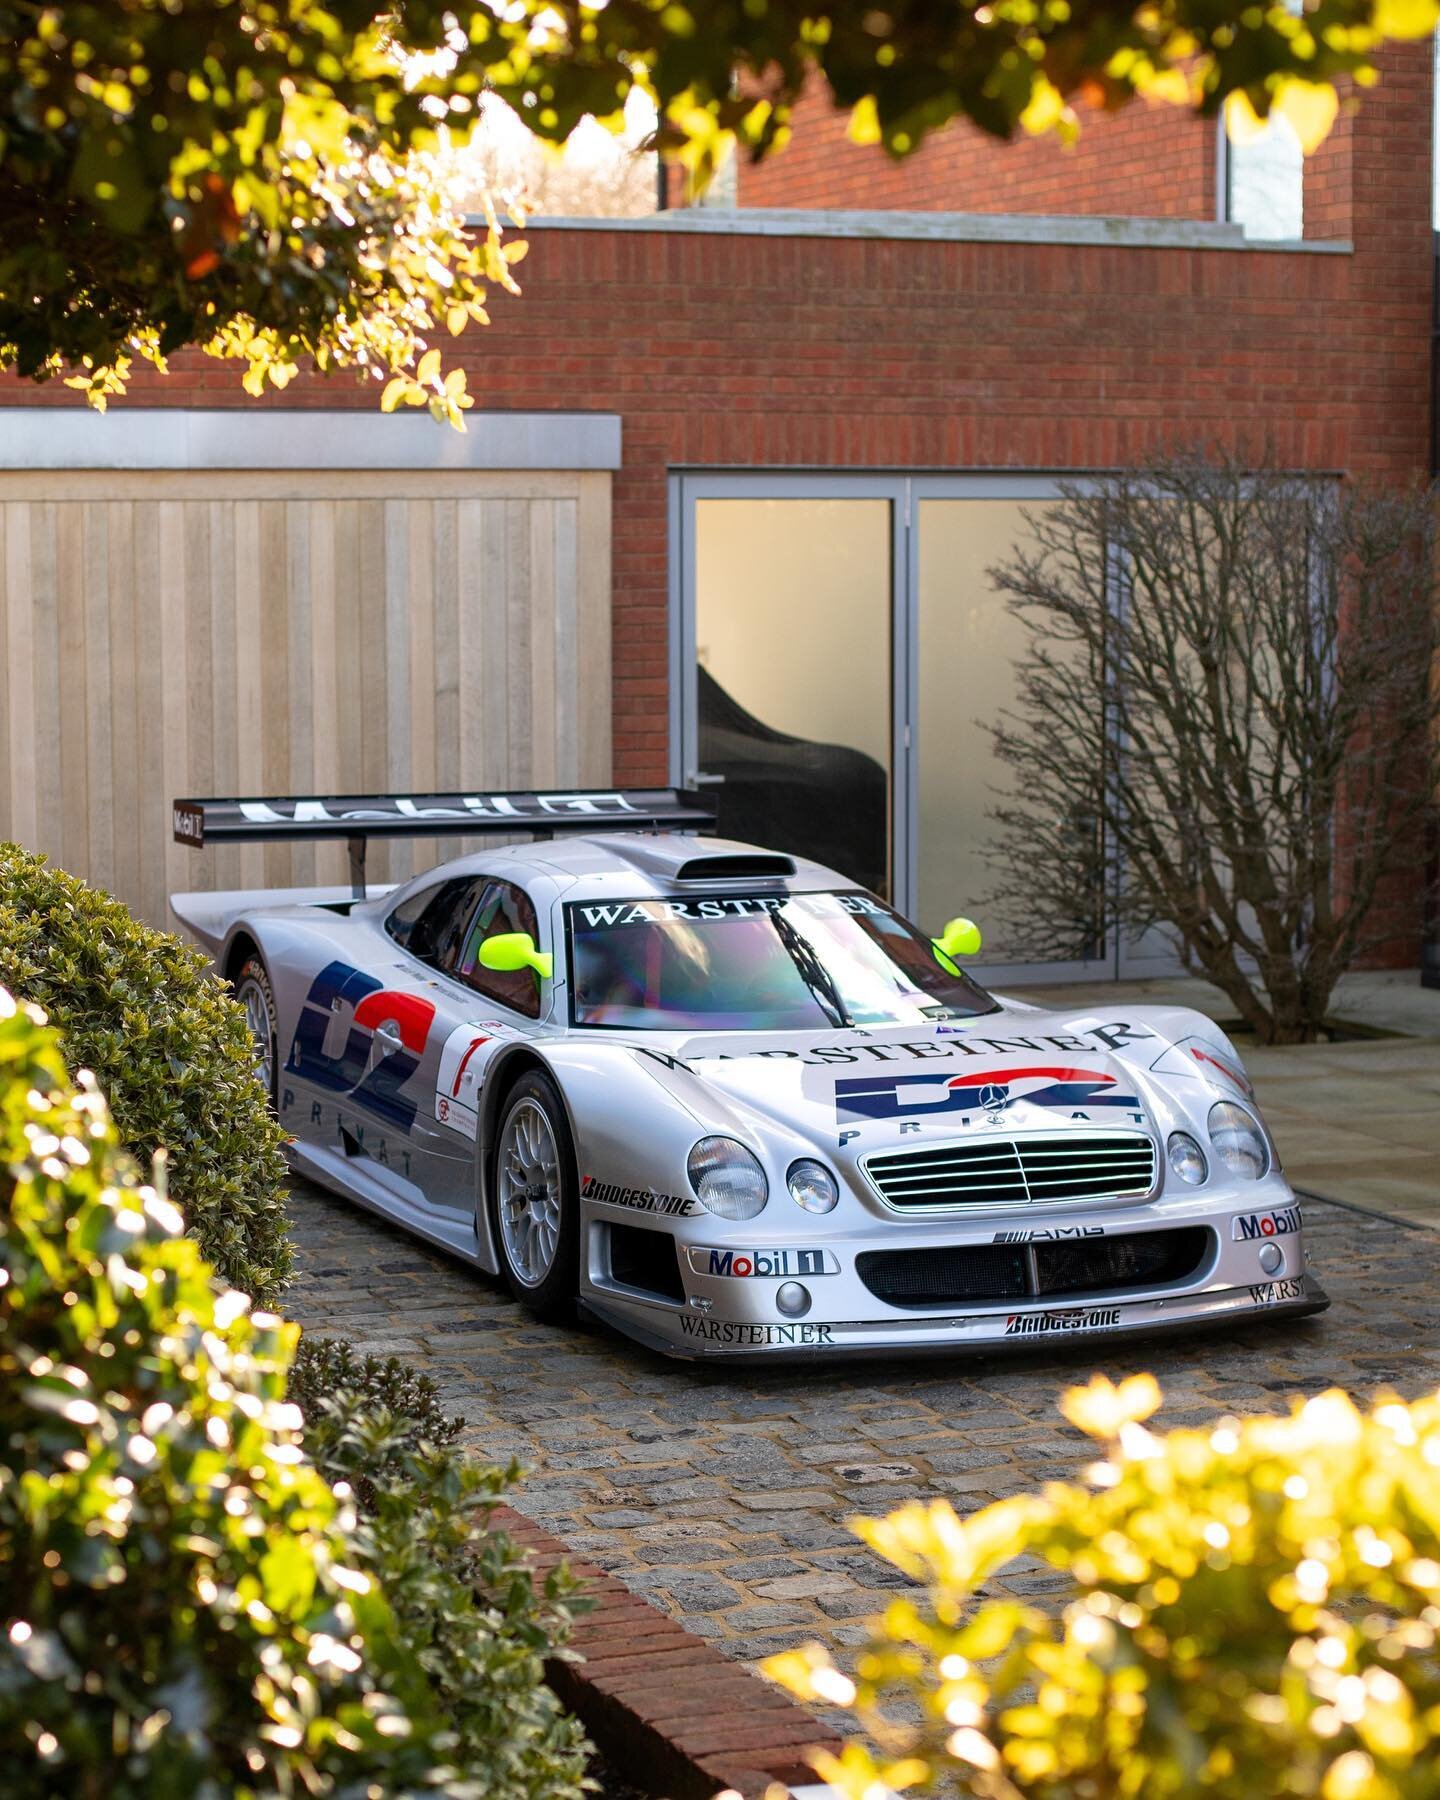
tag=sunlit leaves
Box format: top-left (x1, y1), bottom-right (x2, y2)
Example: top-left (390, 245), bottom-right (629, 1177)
top-left (380, 348), bottom-right (476, 426)
top-left (0, 997), bottom-right (446, 1791)
top-left (0, 995), bottom-right (588, 1796)
top-left (765, 1378), bottom-right (1440, 1799)
top-left (0, 2), bottom-right (526, 426)
top-left (1061, 1371), bottom-right (1163, 1438)
top-left (0, 0), bottom-right (1428, 417)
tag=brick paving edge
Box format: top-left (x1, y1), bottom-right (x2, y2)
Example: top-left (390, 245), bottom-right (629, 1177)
top-left (494, 1502), bottom-right (843, 1799)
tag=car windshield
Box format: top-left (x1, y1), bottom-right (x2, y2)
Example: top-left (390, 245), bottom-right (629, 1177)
top-left (566, 891), bottom-right (998, 1031)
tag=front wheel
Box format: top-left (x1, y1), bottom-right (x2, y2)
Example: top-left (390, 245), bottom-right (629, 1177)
top-left (234, 954), bottom-right (278, 1109)
top-left (492, 1071), bottom-right (580, 1320)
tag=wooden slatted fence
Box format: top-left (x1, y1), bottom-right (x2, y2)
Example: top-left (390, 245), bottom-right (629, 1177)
top-left (0, 469), bottom-right (612, 928)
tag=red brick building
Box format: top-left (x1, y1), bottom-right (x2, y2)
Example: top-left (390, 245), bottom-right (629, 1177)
top-left (0, 41), bottom-right (1431, 982)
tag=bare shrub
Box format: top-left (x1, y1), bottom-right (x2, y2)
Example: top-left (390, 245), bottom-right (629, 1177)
top-left (985, 453), bottom-right (1440, 1043)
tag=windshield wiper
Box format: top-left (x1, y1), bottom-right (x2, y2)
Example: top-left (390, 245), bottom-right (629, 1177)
top-left (771, 911), bottom-right (851, 1030)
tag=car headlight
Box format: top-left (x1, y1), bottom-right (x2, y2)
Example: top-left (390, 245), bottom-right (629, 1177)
top-left (1167, 1131), bottom-right (1208, 1186)
top-left (1208, 1102), bottom-right (1268, 1181)
top-left (787, 1159), bottom-right (839, 1214)
top-left (687, 1137), bottom-right (768, 1219)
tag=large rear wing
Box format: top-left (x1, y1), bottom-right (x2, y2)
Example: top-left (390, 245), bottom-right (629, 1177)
top-left (172, 787), bottom-right (717, 897)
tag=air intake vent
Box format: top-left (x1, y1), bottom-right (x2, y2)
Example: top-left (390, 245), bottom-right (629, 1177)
top-left (855, 1227), bottom-right (1211, 1310)
top-left (673, 853), bottom-right (797, 881)
top-left (606, 1221), bottom-right (686, 1302)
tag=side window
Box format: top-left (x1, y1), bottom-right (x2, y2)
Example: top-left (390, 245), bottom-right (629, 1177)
top-left (453, 880), bottom-right (544, 1019)
top-left (385, 876), bottom-right (489, 968)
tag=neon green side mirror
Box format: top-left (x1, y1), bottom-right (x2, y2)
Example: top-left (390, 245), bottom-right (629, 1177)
top-left (932, 916), bottom-right (983, 973)
top-left (477, 932), bottom-right (554, 980)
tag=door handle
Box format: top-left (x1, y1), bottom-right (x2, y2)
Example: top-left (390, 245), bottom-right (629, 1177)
top-left (374, 1022), bottom-right (405, 1056)
top-left (685, 770), bottom-right (726, 786)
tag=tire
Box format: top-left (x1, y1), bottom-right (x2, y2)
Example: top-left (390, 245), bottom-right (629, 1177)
top-left (234, 954), bottom-right (279, 1110)
top-left (491, 1070), bottom-right (580, 1321)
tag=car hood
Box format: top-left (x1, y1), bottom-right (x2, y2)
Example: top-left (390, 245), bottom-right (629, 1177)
top-left (649, 1003), bottom-right (1243, 1159)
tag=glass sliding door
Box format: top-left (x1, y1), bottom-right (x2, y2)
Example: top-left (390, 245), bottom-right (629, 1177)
top-left (681, 486), bottom-right (900, 896)
top-left (910, 489), bottom-right (1113, 982)
top-left (673, 472), bottom-right (1179, 984)
top-left (914, 498), bottom-right (1045, 939)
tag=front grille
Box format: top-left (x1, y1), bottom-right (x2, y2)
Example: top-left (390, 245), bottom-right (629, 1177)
top-left (864, 1133), bottom-right (1156, 1212)
top-left (856, 1227), bottom-right (1212, 1310)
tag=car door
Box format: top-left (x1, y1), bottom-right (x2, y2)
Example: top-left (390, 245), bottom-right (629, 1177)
top-left (396, 876), bottom-right (553, 1222)
top-left (280, 874), bottom-right (493, 1200)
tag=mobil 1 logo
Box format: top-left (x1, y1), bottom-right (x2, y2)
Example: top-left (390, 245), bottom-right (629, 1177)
top-left (684, 1245), bottom-right (840, 1279)
top-left (1232, 1205), bottom-right (1301, 1242)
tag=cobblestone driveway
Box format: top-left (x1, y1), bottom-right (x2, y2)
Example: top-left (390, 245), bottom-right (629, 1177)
top-left (286, 1180), bottom-right (1438, 1668)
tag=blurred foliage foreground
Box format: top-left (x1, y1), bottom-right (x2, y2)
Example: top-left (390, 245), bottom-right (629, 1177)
top-left (768, 1373), bottom-right (1440, 1800)
top-left (0, 990), bottom-right (587, 1799)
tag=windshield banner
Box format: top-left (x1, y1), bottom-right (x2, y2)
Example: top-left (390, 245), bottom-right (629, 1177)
top-left (571, 893), bottom-right (886, 928)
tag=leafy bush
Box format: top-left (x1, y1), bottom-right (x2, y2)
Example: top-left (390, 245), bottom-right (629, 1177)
top-left (0, 843), bottom-right (290, 1301)
top-left (298, 1359), bottom-right (591, 1800)
top-left (0, 994), bottom-right (589, 1799)
top-left (289, 1336), bottom-right (464, 1466)
top-left (0, 992), bottom-right (450, 1796)
top-left (768, 1374), bottom-right (1440, 1800)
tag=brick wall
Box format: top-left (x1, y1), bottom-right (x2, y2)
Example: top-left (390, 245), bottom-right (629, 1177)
top-left (1, 43), bottom-right (1431, 953)
top-left (734, 57), bottom-right (1417, 240)
top-left (737, 77), bottom-right (1219, 219)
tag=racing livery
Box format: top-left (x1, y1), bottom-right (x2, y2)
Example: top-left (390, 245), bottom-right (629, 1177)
top-left (171, 788), bottom-right (1326, 1359)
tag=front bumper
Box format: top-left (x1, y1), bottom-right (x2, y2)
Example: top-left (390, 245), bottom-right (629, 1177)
top-left (580, 1187), bottom-right (1329, 1361)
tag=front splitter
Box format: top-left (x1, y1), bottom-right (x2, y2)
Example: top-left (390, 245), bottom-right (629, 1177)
top-left (579, 1275), bottom-right (1330, 1363)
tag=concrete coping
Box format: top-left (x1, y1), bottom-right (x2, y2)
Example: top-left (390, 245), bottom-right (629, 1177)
top-left (0, 407), bottom-right (624, 471)
top-left (508, 207), bottom-right (1352, 255)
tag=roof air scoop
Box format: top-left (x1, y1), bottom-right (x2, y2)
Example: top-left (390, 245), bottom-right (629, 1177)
top-left (674, 853), bottom-right (796, 881)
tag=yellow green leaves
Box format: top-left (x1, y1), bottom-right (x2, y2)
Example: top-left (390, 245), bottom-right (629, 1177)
top-left (1225, 78), bottom-right (1339, 153)
top-left (1061, 1371), bottom-right (1163, 1438)
top-left (0, 0), bottom-right (1422, 410)
top-left (381, 350), bottom-right (478, 429)
top-left (765, 1378), bottom-right (1440, 1799)
top-left (1371, 0), bottom-right (1440, 35)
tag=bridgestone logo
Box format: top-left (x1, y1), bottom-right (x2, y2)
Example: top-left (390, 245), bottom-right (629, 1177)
top-left (1003, 1307), bottom-right (1122, 1336)
top-left (679, 1317), bottom-right (835, 1346)
top-left (581, 1174), bottom-right (697, 1217)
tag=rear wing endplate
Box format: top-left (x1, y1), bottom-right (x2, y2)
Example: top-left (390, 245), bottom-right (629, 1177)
top-left (172, 788), bottom-right (717, 898)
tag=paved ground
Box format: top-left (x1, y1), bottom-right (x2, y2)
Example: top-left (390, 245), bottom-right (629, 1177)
top-left (285, 1174), bottom-right (1440, 1675)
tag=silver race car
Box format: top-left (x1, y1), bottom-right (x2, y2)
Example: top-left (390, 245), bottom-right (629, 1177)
top-left (171, 788), bottom-right (1326, 1359)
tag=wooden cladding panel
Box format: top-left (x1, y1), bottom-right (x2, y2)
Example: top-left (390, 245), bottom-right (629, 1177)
top-left (0, 471), bottom-right (612, 930)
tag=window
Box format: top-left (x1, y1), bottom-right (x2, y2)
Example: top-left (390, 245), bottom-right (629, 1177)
top-left (1433, 29), bottom-right (1440, 230)
top-left (385, 876), bottom-right (490, 968)
top-left (1220, 112), bottom-right (1304, 242)
top-left (453, 880), bottom-right (545, 1018)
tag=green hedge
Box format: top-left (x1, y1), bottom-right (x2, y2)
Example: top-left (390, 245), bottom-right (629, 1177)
top-left (0, 991), bottom-right (447, 1795)
top-left (0, 993), bottom-right (589, 1800)
top-left (296, 1343), bottom-right (591, 1800)
top-left (0, 844), bottom-right (290, 1301)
